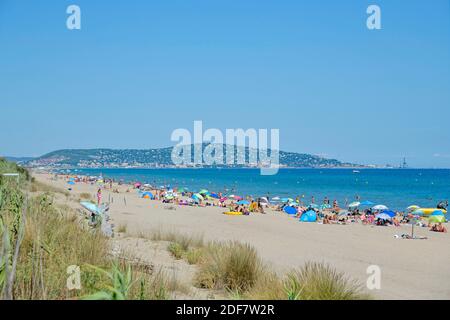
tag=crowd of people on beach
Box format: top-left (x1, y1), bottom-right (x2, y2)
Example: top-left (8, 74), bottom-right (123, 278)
top-left (61, 174), bottom-right (448, 234)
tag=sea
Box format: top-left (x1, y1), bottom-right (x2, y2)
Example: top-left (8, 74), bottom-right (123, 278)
top-left (64, 168), bottom-right (450, 213)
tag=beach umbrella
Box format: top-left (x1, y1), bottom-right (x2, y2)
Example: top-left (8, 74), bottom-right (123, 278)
top-left (411, 209), bottom-right (425, 216)
top-left (428, 215), bottom-right (446, 223)
top-left (165, 195), bottom-right (174, 200)
top-left (260, 197), bottom-right (269, 203)
top-left (233, 196), bottom-right (243, 201)
top-left (199, 189), bottom-right (209, 195)
top-left (375, 213), bottom-right (392, 220)
top-left (219, 197), bottom-right (228, 202)
top-left (237, 200), bottom-right (250, 205)
top-left (177, 187), bottom-right (188, 193)
top-left (210, 193), bottom-right (220, 199)
top-left (309, 203), bottom-right (319, 209)
top-left (381, 210), bottom-right (396, 218)
top-left (338, 210), bottom-right (349, 216)
top-left (373, 205), bottom-right (388, 211)
top-left (407, 205), bottom-right (420, 212)
top-left (272, 196), bottom-right (280, 201)
top-left (192, 193), bottom-right (204, 201)
top-left (348, 201), bottom-right (360, 208)
top-left (320, 204), bottom-right (332, 210)
top-left (360, 200), bottom-right (374, 206)
top-left (430, 210), bottom-right (445, 216)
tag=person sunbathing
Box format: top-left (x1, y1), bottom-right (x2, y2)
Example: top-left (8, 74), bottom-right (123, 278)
top-left (431, 223), bottom-right (447, 233)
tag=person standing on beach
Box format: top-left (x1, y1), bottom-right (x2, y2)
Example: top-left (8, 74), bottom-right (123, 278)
top-left (97, 188), bottom-right (102, 205)
top-left (311, 196), bottom-right (315, 204)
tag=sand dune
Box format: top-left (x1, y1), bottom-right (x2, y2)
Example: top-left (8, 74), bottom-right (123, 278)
top-left (34, 173), bottom-right (450, 300)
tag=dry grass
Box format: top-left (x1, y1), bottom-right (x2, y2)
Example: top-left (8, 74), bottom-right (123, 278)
top-left (167, 242), bottom-right (185, 260)
top-left (185, 248), bottom-right (203, 265)
top-left (285, 262), bottom-right (371, 300)
top-left (195, 241), bottom-right (262, 294)
top-left (149, 228), bottom-right (204, 249)
top-left (79, 192), bottom-right (92, 201)
top-left (30, 180), bottom-right (69, 197)
top-left (1, 178), bottom-right (181, 300)
top-left (116, 224), bottom-right (127, 234)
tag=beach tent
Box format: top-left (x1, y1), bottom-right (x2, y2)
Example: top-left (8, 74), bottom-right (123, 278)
top-left (284, 206), bottom-right (297, 215)
top-left (373, 205), bottom-right (388, 211)
top-left (142, 192), bottom-right (154, 199)
top-left (299, 210), bottom-right (317, 222)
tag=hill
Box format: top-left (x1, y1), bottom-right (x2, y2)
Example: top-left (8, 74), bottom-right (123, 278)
top-left (26, 145), bottom-right (361, 168)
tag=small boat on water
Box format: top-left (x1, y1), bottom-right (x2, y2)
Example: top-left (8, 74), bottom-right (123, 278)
top-left (353, 170), bottom-right (360, 173)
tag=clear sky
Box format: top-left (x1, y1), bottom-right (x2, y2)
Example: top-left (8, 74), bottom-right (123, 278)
top-left (1, 0), bottom-right (449, 167)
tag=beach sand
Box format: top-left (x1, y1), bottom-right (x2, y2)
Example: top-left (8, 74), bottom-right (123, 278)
top-left (33, 172), bottom-right (450, 300)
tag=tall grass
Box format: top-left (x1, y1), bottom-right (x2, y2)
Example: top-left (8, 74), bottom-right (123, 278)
top-left (0, 159), bottom-right (182, 300)
top-left (195, 241), bottom-right (262, 294)
top-left (246, 262), bottom-right (370, 300)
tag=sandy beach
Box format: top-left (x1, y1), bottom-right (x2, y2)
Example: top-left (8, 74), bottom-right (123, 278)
top-left (33, 172), bottom-right (450, 300)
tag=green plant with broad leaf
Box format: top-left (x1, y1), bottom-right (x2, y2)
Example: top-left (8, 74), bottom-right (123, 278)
top-left (83, 263), bottom-right (133, 300)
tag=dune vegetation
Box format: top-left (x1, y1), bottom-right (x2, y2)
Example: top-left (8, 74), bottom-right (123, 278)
top-left (1, 158), bottom-right (370, 300)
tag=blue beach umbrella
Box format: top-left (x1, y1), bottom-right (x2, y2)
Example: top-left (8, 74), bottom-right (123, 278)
top-left (381, 210), bottom-right (396, 218)
top-left (237, 200), bottom-right (250, 205)
top-left (210, 193), bottom-right (220, 199)
top-left (360, 200), bottom-right (374, 206)
top-left (375, 213), bottom-right (392, 220)
top-left (431, 210), bottom-right (445, 216)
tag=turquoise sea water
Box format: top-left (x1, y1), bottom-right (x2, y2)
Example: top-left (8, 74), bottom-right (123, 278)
top-left (68, 168), bottom-right (450, 213)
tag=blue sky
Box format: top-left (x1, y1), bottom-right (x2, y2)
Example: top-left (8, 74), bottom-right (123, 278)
top-left (0, 0), bottom-right (449, 167)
